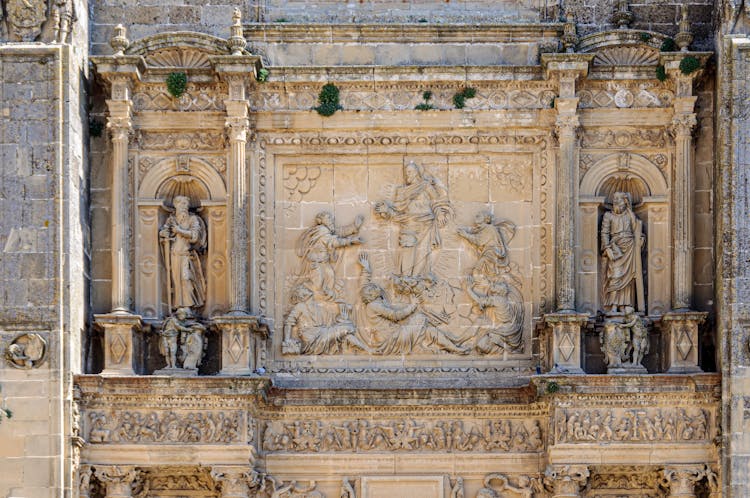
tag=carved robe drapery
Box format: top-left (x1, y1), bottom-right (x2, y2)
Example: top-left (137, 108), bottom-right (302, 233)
top-left (160, 198), bottom-right (207, 312)
top-left (601, 194), bottom-right (645, 311)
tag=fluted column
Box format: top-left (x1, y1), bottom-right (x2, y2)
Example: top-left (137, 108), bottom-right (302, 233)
top-left (95, 465), bottom-right (138, 498)
top-left (225, 76), bottom-right (251, 314)
top-left (671, 107), bottom-right (697, 310)
top-left (662, 465), bottom-right (705, 498)
top-left (554, 110), bottom-right (581, 311)
top-left (106, 78), bottom-right (134, 313)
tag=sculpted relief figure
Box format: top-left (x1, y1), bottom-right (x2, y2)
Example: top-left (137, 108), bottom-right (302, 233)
top-left (357, 253), bottom-right (469, 355)
top-left (160, 196), bottom-right (207, 314)
top-left (374, 161), bottom-right (453, 280)
top-left (157, 307), bottom-right (207, 372)
top-left (600, 306), bottom-right (650, 372)
top-left (458, 211), bottom-right (525, 354)
top-left (296, 211), bottom-right (363, 300)
top-left (601, 192), bottom-right (645, 313)
top-left (282, 283), bottom-right (372, 355)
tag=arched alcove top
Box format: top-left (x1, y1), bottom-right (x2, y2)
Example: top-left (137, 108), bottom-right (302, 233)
top-left (138, 157), bottom-right (227, 202)
top-left (580, 153), bottom-right (667, 198)
top-left (126, 31), bottom-right (230, 58)
top-left (578, 29), bottom-right (667, 62)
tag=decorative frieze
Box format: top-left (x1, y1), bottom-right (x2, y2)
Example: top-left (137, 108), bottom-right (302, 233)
top-left (262, 418), bottom-right (544, 453)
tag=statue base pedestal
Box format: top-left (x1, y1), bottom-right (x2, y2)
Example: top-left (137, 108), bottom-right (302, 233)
top-left (212, 314), bottom-right (263, 375)
top-left (608, 364), bottom-right (648, 375)
top-left (94, 313), bottom-right (143, 376)
top-left (153, 367), bottom-right (198, 377)
top-left (544, 311), bottom-right (589, 374)
top-left (662, 310), bottom-right (707, 374)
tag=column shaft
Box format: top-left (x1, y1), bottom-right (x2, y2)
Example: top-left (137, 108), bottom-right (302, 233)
top-left (672, 115), bottom-right (697, 310)
top-left (227, 122), bottom-right (249, 312)
top-left (555, 111), bottom-right (580, 311)
top-left (110, 126), bottom-right (130, 312)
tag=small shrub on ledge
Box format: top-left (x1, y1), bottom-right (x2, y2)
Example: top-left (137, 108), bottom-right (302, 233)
top-left (453, 87), bottom-right (476, 109)
top-left (257, 68), bottom-right (269, 83)
top-left (656, 64), bottom-right (667, 82)
top-left (660, 37), bottom-right (677, 52)
top-left (679, 56), bottom-right (701, 75)
top-left (166, 71), bottom-right (188, 98)
top-left (315, 83), bottom-right (342, 117)
top-left (414, 90), bottom-right (435, 110)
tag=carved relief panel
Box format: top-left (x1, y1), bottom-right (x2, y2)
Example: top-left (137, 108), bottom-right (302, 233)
top-left (265, 136), bottom-right (553, 374)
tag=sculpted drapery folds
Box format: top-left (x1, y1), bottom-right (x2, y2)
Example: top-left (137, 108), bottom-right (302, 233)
top-left (158, 308), bottom-right (207, 370)
top-left (600, 192), bottom-right (645, 313)
top-left (159, 196), bottom-right (207, 313)
top-left (296, 211), bottom-right (363, 300)
top-left (357, 253), bottom-right (469, 355)
top-left (374, 161), bottom-right (453, 279)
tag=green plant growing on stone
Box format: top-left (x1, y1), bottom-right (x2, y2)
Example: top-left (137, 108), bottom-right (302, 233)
top-left (679, 56), bottom-right (701, 75)
top-left (315, 83), bottom-right (342, 117)
top-left (415, 90), bottom-right (435, 110)
top-left (418, 18), bottom-right (428, 23)
top-left (89, 118), bottom-right (104, 138)
top-left (274, 18), bottom-right (289, 22)
top-left (0, 387), bottom-right (11, 425)
top-left (257, 68), bottom-right (270, 83)
top-left (656, 64), bottom-right (667, 82)
top-left (639, 32), bottom-right (652, 42)
top-left (453, 87), bottom-right (477, 109)
top-left (166, 71), bottom-right (188, 99)
top-left (546, 381), bottom-right (560, 394)
top-left (660, 37), bottom-right (677, 52)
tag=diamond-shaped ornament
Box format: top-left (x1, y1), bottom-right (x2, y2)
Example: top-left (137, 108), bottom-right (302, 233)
top-left (110, 333), bottom-right (127, 364)
top-left (676, 327), bottom-right (693, 360)
top-left (558, 330), bottom-right (575, 362)
top-left (228, 331), bottom-right (243, 364)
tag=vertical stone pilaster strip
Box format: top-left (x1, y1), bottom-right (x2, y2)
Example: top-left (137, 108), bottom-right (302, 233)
top-left (671, 107), bottom-right (698, 310)
top-left (106, 78), bottom-right (134, 313)
top-left (225, 77), bottom-right (251, 314)
top-left (554, 109), bottom-right (580, 312)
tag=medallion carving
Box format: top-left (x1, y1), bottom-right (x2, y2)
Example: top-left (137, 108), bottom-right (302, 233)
top-left (5, 332), bottom-right (47, 369)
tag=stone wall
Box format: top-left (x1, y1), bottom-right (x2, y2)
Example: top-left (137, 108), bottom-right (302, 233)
top-left (0, 0), bottom-right (90, 495)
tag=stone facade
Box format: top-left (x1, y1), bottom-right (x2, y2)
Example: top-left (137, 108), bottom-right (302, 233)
top-left (2, 0), bottom-right (748, 497)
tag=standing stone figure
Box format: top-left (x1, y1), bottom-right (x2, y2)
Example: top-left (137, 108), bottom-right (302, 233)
top-left (374, 161), bottom-right (453, 278)
top-left (600, 192), bottom-right (645, 313)
top-left (296, 211), bottom-right (364, 300)
top-left (600, 306), bottom-right (650, 372)
top-left (159, 196), bottom-right (207, 313)
top-left (456, 210), bottom-right (515, 280)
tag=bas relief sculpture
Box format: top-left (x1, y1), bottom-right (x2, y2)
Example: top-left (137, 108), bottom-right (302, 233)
top-left (157, 307), bottom-right (207, 372)
top-left (282, 162), bottom-right (526, 357)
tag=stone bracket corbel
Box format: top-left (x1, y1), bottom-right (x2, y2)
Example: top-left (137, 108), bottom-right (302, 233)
top-left (661, 310), bottom-right (707, 373)
top-left (212, 315), bottom-right (267, 375)
top-left (543, 312), bottom-right (590, 374)
top-left (94, 313), bottom-right (143, 376)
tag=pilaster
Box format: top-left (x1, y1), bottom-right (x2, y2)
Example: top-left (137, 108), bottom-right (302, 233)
top-left (541, 53), bottom-right (593, 312)
top-left (212, 315), bottom-right (263, 375)
top-left (94, 313), bottom-right (143, 376)
top-left (94, 465), bottom-right (138, 498)
top-left (662, 310), bottom-right (707, 373)
top-left (544, 312), bottom-right (589, 374)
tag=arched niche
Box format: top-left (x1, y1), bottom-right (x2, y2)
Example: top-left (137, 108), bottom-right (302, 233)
top-left (576, 153), bottom-right (670, 317)
top-left (135, 157), bottom-right (228, 319)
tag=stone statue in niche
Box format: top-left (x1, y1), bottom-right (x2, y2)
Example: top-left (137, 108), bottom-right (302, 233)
top-left (282, 282), bottom-right (373, 355)
top-left (156, 307), bottom-right (207, 373)
top-left (357, 253), bottom-right (469, 355)
top-left (159, 196), bottom-right (207, 315)
top-left (295, 211), bottom-right (364, 300)
top-left (600, 306), bottom-right (650, 373)
top-left (374, 161), bottom-right (453, 283)
top-left (457, 211), bottom-right (525, 354)
top-left (600, 192), bottom-right (645, 313)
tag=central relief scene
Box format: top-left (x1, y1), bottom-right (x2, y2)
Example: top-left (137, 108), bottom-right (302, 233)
top-left (276, 153), bottom-right (536, 365)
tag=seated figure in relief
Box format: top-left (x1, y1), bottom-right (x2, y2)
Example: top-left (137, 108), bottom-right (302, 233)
top-left (282, 283), bottom-right (373, 355)
top-left (600, 192), bottom-right (645, 313)
top-left (464, 276), bottom-right (524, 354)
top-left (357, 253), bottom-right (469, 355)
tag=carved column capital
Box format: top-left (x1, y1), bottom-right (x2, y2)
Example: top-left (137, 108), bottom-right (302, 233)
top-left (210, 466), bottom-right (251, 498)
top-left (225, 115), bottom-right (251, 143)
top-left (661, 465), bottom-right (705, 498)
top-left (670, 113), bottom-right (698, 138)
top-left (544, 465), bottom-right (590, 497)
top-left (554, 114), bottom-right (581, 141)
top-left (94, 465), bottom-right (138, 498)
top-left (78, 465), bottom-right (94, 498)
